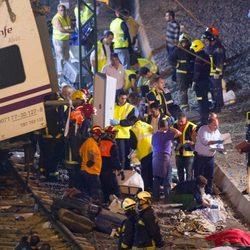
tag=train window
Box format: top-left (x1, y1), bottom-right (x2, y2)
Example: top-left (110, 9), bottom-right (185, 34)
top-left (0, 45), bottom-right (26, 89)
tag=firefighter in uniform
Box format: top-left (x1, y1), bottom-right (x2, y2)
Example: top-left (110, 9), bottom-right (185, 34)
top-left (133, 191), bottom-right (164, 249)
top-left (110, 8), bottom-right (132, 69)
top-left (115, 198), bottom-right (137, 250)
top-left (129, 116), bottom-right (153, 191)
top-left (146, 75), bottom-right (171, 117)
top-left (79, 126), bottom-right (103, 202)
top-left (173, 112), bottom-right (197, 182)
top-left (170, 33), bottom-right (195, 111)
top-left (111, 90), bottom-right (135, 170)
top-left (203, 31), bottom-right (226, 113)
top-left (190, 40), bottom-right (211, 125)
top-left (99, 126), bottom-right (122, 202)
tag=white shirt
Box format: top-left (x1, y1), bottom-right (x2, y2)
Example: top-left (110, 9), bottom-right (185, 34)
top-left (195, 125), bottom-right (222, 157)
top-left (101, 63), bottom-right (125, 90)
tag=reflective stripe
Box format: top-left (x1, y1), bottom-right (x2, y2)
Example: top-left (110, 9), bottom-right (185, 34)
top-left (176, 69), bottom-right (187, 74)
top-left (197, 96), bottom-right (203, 100)
top-left (166, 100), bottom-right (173, 104)
top-left (210, 55), bottom-right (222, 76)
top-left (178, 60), bottom-right (187, 63)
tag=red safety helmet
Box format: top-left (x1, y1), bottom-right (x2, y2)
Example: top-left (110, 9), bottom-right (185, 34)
top-left (90, 125), bottom-right (103, 136)
top-left (104, 125), bottom-right (118, 134)
top-left (209, 25), bottom-right (219, 37)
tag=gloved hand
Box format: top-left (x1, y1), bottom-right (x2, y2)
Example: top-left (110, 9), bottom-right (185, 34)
top-left (110, 119), bottom-right (120, 126)
top-left (213, 73), bottom-right (220, 79)
top-left (216, 140), bottom-right (224, 144)
top-left (118, 170), bottom-right (125, 181)
top-left (86, 160), bottom-right (94, 167)
top-left (192, 82), bottom-right (196, 90)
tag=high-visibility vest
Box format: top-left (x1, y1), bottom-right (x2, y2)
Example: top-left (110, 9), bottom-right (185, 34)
top-left (138, 58), bottom-right (158, 74)
top-left (74, 4), bottom-right (93, 25)
top-left (150, 88), bottom-right (169, 115)
top-left (99, 140), bottom-right (113, 157)
top-left (96, 40), bottom-right (107, 72)
top-left (52, 13), bottom-right (71, 41)
top-left (110, 17), bottom-right (128, 49)
top-left (174, 121), bottom-right (196, 156)
top-left (114, 102), bottom-right (134, 139)
top-left (124, 69), bottom-right (136, 90)
top-left (131, 120), bottom-right (152, 160)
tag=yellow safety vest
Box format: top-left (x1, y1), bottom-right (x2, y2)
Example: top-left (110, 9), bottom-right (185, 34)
top-left (114, 102), bottom-right (134, 139)
top-left (174, 121), bottom-right (196, 156)
top-left (131, 120), bottom-right (152, 160)
top-left (124, 69), bottom-right (136, 90)
top-left (74, 4), bottom-right (93, 25)
top-left (52, 13), bottom-right (71, 41)
top-left (209, 55), bottom-right (222, 76)
top-left (96, 40), bottom-right (107, 72)
top-left (138, 58), bottom-right (158, 74)
top-left (110, 17), bottom-right (128, 49)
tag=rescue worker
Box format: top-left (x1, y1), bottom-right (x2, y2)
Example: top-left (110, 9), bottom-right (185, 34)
top-left (134, 191), bottom-right (164, 249)
top-left (190, 40), bottom-right (211, 125)
top-left (99, 126), bottom-right (122, 203)
top-left (173, 112), bottom-right (196, 182)
top-left (169, 33), bottom-right (195, 111)
top-left (138, 67), bottom-right (153, 97)
top-left (146, 75), bottom-right (171, 117)
top-left (110, 8), bottom-right (133, 69)
top-left (52, 4), bottom-right (73, 76)
top-left (79, 125), bottom-right (103, 202)
top-left (90, 30), bottom-right (114, 73)
top-left (129, 116), bottom-right (153, 191)
top-left (111, 90), bottom-right (135, 170)
top-left (124, 68), bottom-right (137, 93)
top-left (74, 1), bottom-right (94, 53)
top-left (39, 92), bottom-right (65, 180)
top-left (116, 198), bottom-right (137, 250)
top-left (203, 30), bottom-right (226, 113)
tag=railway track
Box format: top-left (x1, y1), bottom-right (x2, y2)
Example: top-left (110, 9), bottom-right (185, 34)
top-left (0, 149), bottom-right (97, 250)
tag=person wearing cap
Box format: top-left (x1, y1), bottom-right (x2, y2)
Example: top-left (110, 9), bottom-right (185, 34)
top-left (79, 125), bottom-right (103, 201)
top-left (173, 112), bottom-right (197, 182)
top-left (146, 75), bottom-right (171, 117)
top-left (52, 4), bottom-right (74, 76)
top-left (99, 126), bottom-right (122, 203)
top-left (133, 191), bottom-right (164, 249)
top-left (169, 33), bottom-right (195, 111)
top-left (114, 198), bottom-right (137, 249)
top-left (202, 30), bottom-right (226, 113)
top-left (152, 119), bottom-right (181, 202)
top-left (129, 116), bottom-right (153, 191)
top-left (90, 30), bottom-right (114, 73)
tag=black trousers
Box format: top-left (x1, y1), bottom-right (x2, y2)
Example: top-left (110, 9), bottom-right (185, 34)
top-left (141, 153), bottom-right (153, 191)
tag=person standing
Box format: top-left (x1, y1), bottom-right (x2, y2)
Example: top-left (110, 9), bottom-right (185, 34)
top-left (203, 30), bottom-right (226, 113)
top-left (111, 90), bottom-right (135, 170)
top-left (133, 191), bottom-right (164, 249)
top-left (79, 125), bottom-right (103, 202)
top-left (170, 33), bottom-right (194, 111)
top-left (193, 116), bottom-right (224, 194)
top-left (152, 119), bottom-right (181, 201)
top-left (52, 4), bottom-right (73, 76)
top-left (110, 8), bottom-right (132, 69)
top-left (165, 10), bottom-right (180, 59)
top-left (101, 53), bottom-right (126, 91)
top-left (99, 126), bottom-right (121, 203)
top-left (129, 116), bottom-right (153, 191)
top-left (90, 31), bottom-right (114, 73)
top-left (173, 112), bottom-right (196, 182)
top-left (190, 39), bottom-right (211, 125)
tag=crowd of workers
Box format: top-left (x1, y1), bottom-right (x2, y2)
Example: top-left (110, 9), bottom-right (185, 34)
top-left (29, 2), bottom-right (250, 249)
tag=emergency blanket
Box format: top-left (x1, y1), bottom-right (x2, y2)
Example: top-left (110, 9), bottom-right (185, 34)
top-left (205, 228), bottom-right (250, 247)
